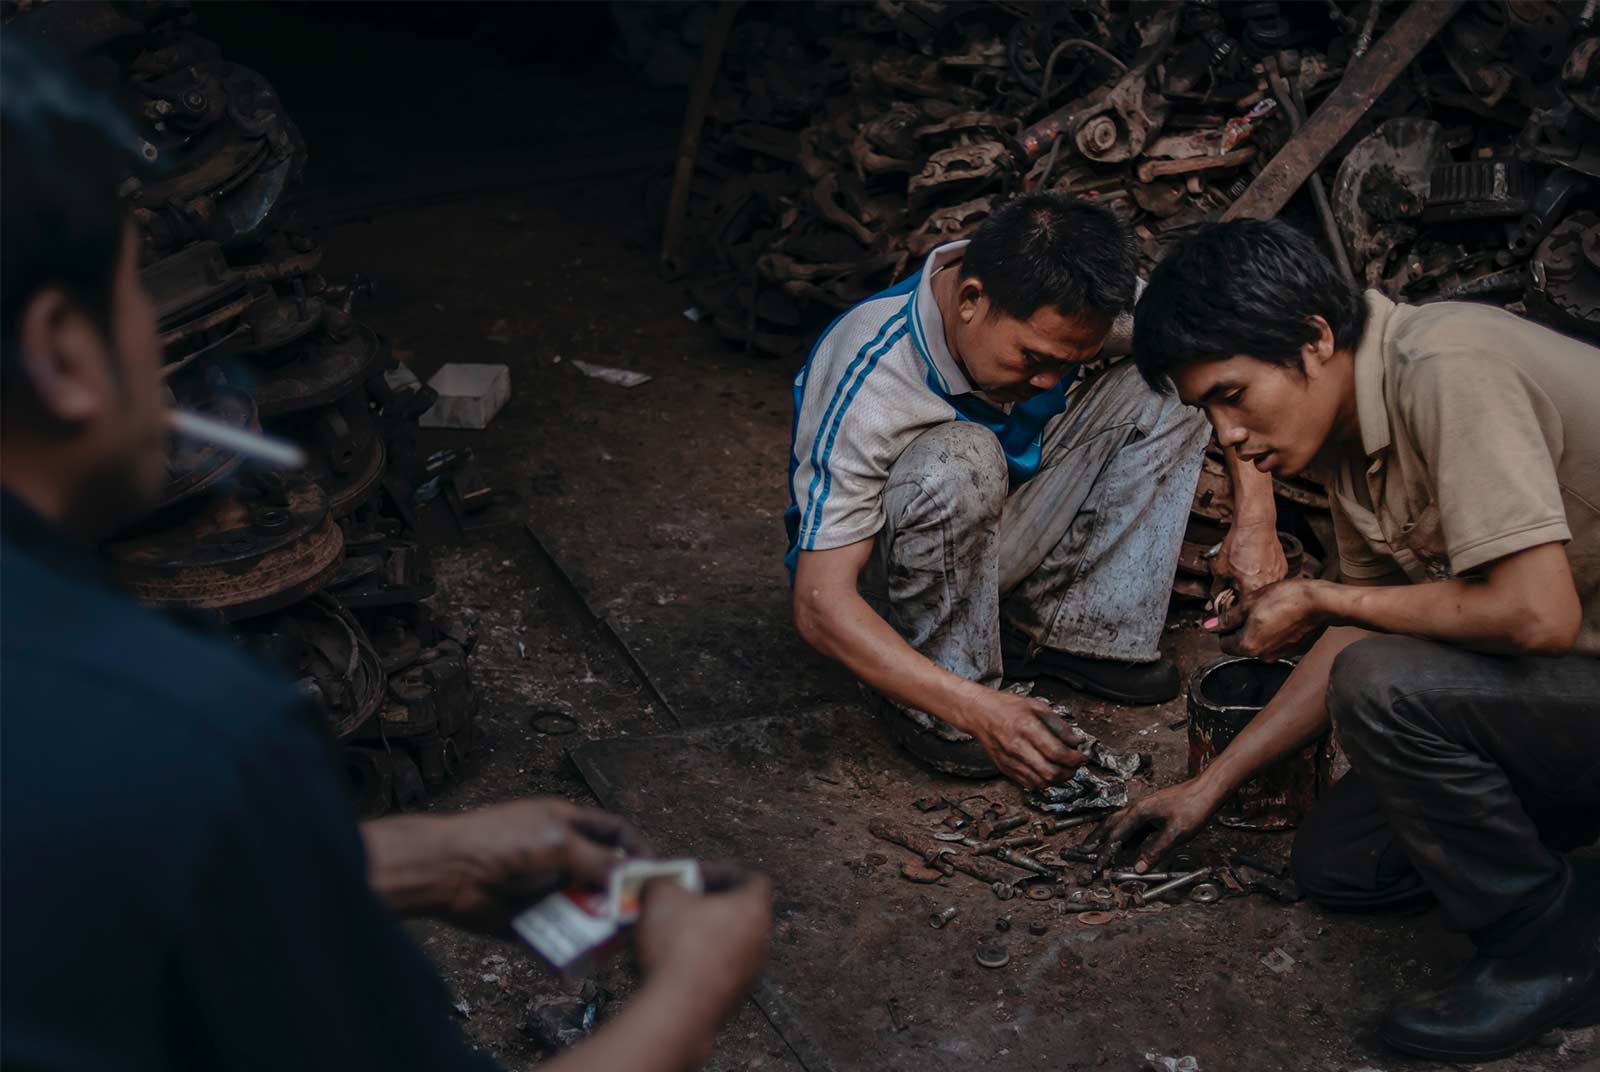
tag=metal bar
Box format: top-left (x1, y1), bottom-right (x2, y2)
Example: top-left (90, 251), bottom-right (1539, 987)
top-left (659, 1), bottom-right (742, 275)
top-left (1264, 57), bottom-right (1357, 284)
top-left (1221, 0), bottom-right (1463, 222)
top-left (1136, 147), bottom-right (1257, 184)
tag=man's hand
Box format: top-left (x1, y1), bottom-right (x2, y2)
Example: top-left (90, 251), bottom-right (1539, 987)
top-left (363, 799), bottom-right (646, 935)
top-left (1094, 780), bottom-right (1222, 874)
top-left (963, 692), bottom-right (1088, 789)
top-left (1213, 578), bottom-right (1329, 659)
top-left (1211, 520), bottom-right (1288, 600)
top-left (635, 865), bottom-right (772, 1018)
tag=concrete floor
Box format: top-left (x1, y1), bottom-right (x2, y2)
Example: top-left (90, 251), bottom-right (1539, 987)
top-left (317, 181), bottom-right (1597, 1072)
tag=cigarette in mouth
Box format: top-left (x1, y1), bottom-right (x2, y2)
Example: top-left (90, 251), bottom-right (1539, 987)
top-left (168, 408), bottom-right (306, 471)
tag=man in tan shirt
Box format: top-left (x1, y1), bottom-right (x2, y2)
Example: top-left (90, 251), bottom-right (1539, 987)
top-left (1102, 219), bottom-right (1600, 1063)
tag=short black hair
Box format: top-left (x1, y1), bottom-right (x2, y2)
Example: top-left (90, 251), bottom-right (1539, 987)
top-left (1, 36), bottom-right (139, 397)
top-left (1133, 218), bottom-right (1368, 391)
top-left (960, 193), bottom-right (1136, 323)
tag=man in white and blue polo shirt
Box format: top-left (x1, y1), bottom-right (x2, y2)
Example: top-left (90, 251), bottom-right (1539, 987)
top-left (787, 194), bottom-right (1281, 787)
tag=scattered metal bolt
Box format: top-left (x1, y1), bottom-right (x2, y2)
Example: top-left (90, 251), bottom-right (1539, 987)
top-left (1134, 868), bottom-right (1213, 906)
top-left (996, 917), bottom-right (1011, 932)
top-left (900, 861), bottom-right (945, 884)
top-left (930, 906), bottom-right (959, 929)
top-left (975, 943), bottom-right (1011, 969)
top-left (1026, 885), bottom-right (1055, 902)
top-left (1189, 881), bottom-right (1223, 904)
top-left (992, 882), bottom-right (1017, 901)
top-left (1027, 921), bottom-right (1048, 937)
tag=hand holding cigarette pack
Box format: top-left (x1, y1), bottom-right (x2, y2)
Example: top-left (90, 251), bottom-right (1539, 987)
top-left (513, 858), bottom-right (702, 972)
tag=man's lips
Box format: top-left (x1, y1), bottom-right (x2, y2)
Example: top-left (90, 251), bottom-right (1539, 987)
top-left (1243, 450), bottom-right (1276, 472)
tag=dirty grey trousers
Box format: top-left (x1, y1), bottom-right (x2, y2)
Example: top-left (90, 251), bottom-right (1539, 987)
top-left (866, 361), bottom-right (1208, 731)
top-left (1292, 635), bottom-right (1600, 955)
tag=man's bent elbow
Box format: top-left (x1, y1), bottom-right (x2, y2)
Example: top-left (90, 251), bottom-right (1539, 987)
top-left (792, 586), bottom-right (831, 654)
top-left (1506, 603), bottom-right (1582, 656)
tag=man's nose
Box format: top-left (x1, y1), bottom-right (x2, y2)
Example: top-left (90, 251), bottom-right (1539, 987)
top-left (1208, 421), bottom-right (1250, 449)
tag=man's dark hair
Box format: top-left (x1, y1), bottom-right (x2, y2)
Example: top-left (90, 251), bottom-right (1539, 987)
top-left (1133, 218), bottom-right (1368, 390)
top-left (960, 193), bottom-right (1136, 323)
top-left (1, 36), bottom-right (139, 397)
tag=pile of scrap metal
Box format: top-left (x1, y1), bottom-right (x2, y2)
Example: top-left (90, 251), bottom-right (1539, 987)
top-left (674, 0), bottom-right (1599, 595)
top-left (5, 3), bottom-right (481, 817)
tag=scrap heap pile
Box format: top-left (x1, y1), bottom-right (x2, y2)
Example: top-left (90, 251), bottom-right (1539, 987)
top-left (673, 0), bottom-right (1600, 594)
top-left (5, 3), bottom-right (481, 817)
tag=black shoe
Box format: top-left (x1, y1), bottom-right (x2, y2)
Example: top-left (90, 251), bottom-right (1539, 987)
top-left (864, 689), bottom-right (997, 779)
top-left (1001, 628), bottom-right (1180, 705)
top-left (1380, 934), bottom-right (1600, 1062)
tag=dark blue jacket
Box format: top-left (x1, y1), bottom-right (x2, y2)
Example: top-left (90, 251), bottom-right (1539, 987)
top-left (1, 493), bottom-right (496, 1070)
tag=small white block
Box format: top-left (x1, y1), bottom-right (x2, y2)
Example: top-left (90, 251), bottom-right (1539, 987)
top-left (419, 363), bottom-right (510, 429)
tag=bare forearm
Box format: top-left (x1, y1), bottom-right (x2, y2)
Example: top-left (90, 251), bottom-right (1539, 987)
top-left (1195, 627), bottom-right (1370, 803)
top-left (542, 972), bottom-right (731, 1072)
top-left (1225, 444), bottom-right (1277, 526)
top-left (800, 586), bottom-right (985, 730)
top-left (360, 815), bottom-right (461, 917)
top-left (1314, 573), bottom-right (1575, 654)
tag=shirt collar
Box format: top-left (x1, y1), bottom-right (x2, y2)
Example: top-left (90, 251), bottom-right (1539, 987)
top-left (909, 240), bottom-right (974, 396)
top-left (1353, 289), bottom-right (1396, 457)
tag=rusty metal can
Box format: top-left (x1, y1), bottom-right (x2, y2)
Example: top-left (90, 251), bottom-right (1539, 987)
top-left (1186, 655), bottom-right (1333, 829)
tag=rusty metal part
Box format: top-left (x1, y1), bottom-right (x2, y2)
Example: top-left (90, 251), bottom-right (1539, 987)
top-left (929, 906), bottom-right (959, 929)
top-left (1223, 1), bottom-right (1465, 222)
top-left (1508, 168), bottom-right (1592, 262)
top-left (1043, 815), bottom-right (1102, 834)
top-left (1135, 147), bottom-right (1257, 184)
top-left (268, 390), bottom-right (386, 517)
top-left (992, 881), bottom-right (1017, 901)
top-left (156, 381), bottom-right (257, 512)
top-left (1189, 882), bottom-right (1224, 904)
top-left (328, 527), bottom-right (435, 609)
top-left (972, 834), bottom-right (1044, 857)
top-left (908, 140), bottom-right (1014, 208)
top-left (105, 475), bottom-right (344, 621)
top-left (142, 241), bottom-right (245, 328)
top-left (356, 638), bottom-right (479, 743)
top-left (1188, 656), bottom-right (1333, 830)
top-left (1528, 211), bottom-right (1600, 337)
top-left (251, 317), bottom-right (381, 417)
top-left (1076, 910), bottom-right (1116, 926)
top-left (906, 196), bottom-right (993, 256)
top-left (234, 594), bottom-right (384, 738)
top-left (1332, 118), bottom-right (1449, 287)
top-left (869, 820), bottom-right (1025, 886)
top-left (1069, 6), bottom-right (1181, 164)
top-left (900, 861), bottom-right (945, 883)
top-left (1025, 884), bottom-right (1056, 902)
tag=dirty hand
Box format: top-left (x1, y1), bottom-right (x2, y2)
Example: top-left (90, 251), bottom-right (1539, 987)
top-left (1211, 519), bottom-right (1288, 600)
top-left (363, 799), bottom-right (648, 935)
top-left (965, 692), bottom-right (1089, 789)
top-left (635, 864), bottom-right (773, 1017)
top-left (1094, 780), bottom-right (1220, 874)
top-left (1211, 578), bottom-right (1328, 659)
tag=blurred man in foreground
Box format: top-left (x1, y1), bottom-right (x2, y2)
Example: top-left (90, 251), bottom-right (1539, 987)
top-left (1101, 219), bottom-right (1600, 1062)
top-left (0, 37), bottom-right (769, 1072)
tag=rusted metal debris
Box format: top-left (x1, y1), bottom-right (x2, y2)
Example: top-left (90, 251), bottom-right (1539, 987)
top-left (4, 3), bottom-right (484, 818)
top-left (671, 2), bottom-right (1598, 599)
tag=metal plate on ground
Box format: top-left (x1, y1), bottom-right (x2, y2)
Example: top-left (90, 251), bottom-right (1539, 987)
top-left (572, 705), bottom-right (1492, 1072)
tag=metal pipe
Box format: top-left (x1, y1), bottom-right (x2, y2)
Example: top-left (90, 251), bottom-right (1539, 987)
top-left (1264, 56), bottom-right (1357, 284)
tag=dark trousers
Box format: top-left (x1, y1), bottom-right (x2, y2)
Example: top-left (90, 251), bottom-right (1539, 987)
top-left (1290, 636), bottom-right (1600, 955)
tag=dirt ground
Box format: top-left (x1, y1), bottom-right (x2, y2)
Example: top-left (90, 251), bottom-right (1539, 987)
top-left (316, 180), bottom-right (1597, 1072)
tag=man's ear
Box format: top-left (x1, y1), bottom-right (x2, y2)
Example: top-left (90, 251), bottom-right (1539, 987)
top-left (956, 276), bottom-right (986, 324)
top-left (1298, 315), bottom-right (1336, 381)
top-left (16, 288), bottom-right (114, 424)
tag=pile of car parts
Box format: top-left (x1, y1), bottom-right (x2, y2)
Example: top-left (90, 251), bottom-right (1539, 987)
top-left (6, 3), bottom-right (481, 817)
top-left (672, 0), bottom-right (1598, 595)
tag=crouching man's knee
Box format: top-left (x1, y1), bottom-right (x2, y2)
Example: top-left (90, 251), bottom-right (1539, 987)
top-left (885, 422), bottom-right (1007, 527)
top-left (1325, 635), bottom-right (1436, 765)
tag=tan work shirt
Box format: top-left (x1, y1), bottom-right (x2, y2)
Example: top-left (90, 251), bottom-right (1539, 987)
top-left (1326, 291), bottom-right (1600, 655)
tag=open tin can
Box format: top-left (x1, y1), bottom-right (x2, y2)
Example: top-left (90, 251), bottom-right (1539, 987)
top-left (1186, 655), bottom-right (1333, 829)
